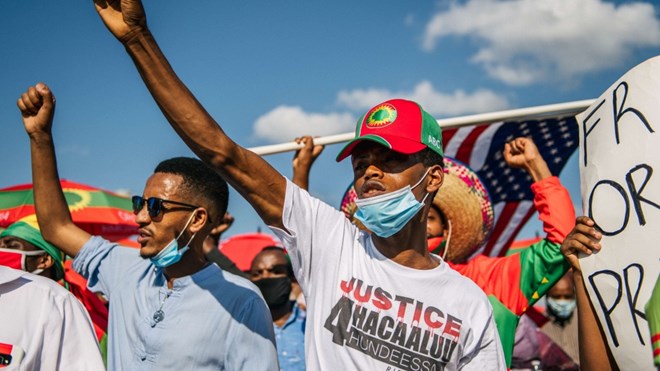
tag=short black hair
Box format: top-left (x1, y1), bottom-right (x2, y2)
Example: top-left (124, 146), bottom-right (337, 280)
top-left (418, 148), bottom-right (444, 168)
top-left (154, 157), bottom-right (229, 223)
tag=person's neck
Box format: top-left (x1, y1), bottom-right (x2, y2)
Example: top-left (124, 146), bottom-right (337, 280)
top-left (163, 244), bottom-right (209, 289)
top-left (551, 311), bottom-right (574, 327)
top-left (371, 213), bottom-right (439, 270)
top-left (271, 301), bottom-right (294, 328)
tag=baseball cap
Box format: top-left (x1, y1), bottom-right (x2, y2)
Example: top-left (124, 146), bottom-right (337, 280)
top-left (336, 99), bottom-right (443, 162)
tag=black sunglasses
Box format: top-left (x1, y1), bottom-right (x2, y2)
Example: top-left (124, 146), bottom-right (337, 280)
top-left (131, 196), bottom-right (199, 218)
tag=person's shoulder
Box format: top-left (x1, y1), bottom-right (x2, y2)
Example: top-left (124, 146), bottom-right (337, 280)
top-left (205, 263), bottom-right (263, 297)
top-left (441, 261), bottom-right (491, 303)
top-left (1, 267), bottom-right (73, 300)
top-left (284, 177), bottom-right (337, 212)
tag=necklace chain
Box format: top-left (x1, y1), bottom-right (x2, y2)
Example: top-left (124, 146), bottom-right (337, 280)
top-left (152, 289), bottom-right (172, 324)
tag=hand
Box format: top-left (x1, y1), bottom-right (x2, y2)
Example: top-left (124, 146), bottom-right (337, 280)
top-left (292, 136), bottom-right (325, 190)
top-left (503, 137), bottom-right (541, 169)
top-left (210, 212), bottom-right (234, 238)
top-left (561, 216), bottom-right (602, 273)
top-left (503, 137), bottom-right (551, 181)
top-left (94, 0), bottom-right (147, 42)
top-left (17, 83), bottom-right (56, 137)
top-left (293, 136), bottom-right (324, 171)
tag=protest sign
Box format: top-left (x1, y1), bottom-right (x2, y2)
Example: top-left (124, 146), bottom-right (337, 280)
top-left (576, 56), bottom-right (660, 369)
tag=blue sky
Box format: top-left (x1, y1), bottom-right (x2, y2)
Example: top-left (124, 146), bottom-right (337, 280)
top-left (1, 0), bottom-right (658, 240)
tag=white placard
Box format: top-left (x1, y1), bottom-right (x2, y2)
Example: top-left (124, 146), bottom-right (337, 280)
top-left (576, 56), bottom-right (660, 370)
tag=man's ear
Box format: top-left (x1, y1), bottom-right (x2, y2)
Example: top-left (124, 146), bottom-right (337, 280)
top-left (36, 253), bottom-right (55, 270)
top-left (426, 164), bottom-right (444, 193)
top-left (189, 208), bottom-right (210, 234)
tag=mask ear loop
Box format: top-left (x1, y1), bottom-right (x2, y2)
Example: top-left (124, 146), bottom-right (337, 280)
top-left (174, 211), bottom-right (199, 256)
top-left (413, 168), bottom-right (432, 205)
top-left (442, 220), bottom-right (452, 261)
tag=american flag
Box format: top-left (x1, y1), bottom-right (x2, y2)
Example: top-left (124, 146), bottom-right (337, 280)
top-left (442, 116), bottom-right (579, 257)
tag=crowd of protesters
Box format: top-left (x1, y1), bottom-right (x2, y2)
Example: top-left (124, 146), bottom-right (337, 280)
top-left (1, 0), bottom-right (658, 370)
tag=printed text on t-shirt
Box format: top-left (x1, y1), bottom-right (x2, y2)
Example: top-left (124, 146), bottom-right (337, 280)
top-left (323, 277), bottom-right (463, 371)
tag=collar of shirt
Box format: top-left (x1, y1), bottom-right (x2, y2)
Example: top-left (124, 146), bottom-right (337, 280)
top-left (0, 265), bottom-right (27, 285)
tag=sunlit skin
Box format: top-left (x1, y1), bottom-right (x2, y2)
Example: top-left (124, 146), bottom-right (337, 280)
top-left (134, 172), bottom-right (212, 287)
top-left (135, 173), bottom-right (199, 258)
top-left (351, 142), bottom-right (429, 200)
top-left (249, 250), bottom-right (290, 282)
top-left (426, 205), bottom-right (446, 239)
top-left (547, 274), bottom-right (576, 301)
top-left (0, 235), bottom-right (55, 277)
top-left (350, 142), bottom-right (443, 269)
top-left (250, 249), bottom-right (294, 326)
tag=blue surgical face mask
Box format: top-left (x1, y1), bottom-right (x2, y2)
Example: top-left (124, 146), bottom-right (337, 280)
top-left (151, 211), bottom-right (197, 269)
top-left (547, 297), bottom-right (576, 320)
top-left (353, 169), bottom-right (430, 238)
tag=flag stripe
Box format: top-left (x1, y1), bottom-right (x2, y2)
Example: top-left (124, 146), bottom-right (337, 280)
top-left (444, 127), bottom-right (473, 160)
top-left (482, 201), bottom-right (522, 256)
top-left (491, 202), bottom-right (536, 257)
top-left (470, 122), bottom-right (504, 172)
top-left (455, 125), bottom-right (490, 165)
top-left (442, 116), bottom-right (578, 256)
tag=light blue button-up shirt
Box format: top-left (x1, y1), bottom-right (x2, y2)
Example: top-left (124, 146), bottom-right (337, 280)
top-left (274, 303), bottom-right (306, 370)
top-left (73, 236), bottom-right (278, 370)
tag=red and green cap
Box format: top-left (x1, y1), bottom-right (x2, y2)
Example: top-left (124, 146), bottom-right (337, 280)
top-left (336, 99), bottom-right (443, 162)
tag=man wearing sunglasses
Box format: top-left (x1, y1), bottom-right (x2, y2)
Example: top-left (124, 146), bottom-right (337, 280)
top-left (91, 1), bottom-right (505, 369)
top-left (17, 83), bottom-right (278, 370)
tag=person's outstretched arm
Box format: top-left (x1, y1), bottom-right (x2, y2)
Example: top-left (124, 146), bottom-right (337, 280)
top-left (292, 136), bottom-right (325, 191)
top-left (17, 83), bottom-right (91, 258)
top-left (504, 136), bottom-right (574, 242)
top-left (93, 0), bottom-right (287, 228)
top-left (561, 216), bottom-right (617, 370)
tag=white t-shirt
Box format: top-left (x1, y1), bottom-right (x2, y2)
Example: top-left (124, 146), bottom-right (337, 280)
top-left (270, 180), bottom-right (506, 371)
top-left (0, 266), bottom-right (104, 371)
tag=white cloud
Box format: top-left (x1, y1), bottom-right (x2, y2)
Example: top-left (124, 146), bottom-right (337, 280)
top-left (423, 0), bottom-right (660, 85)
top-left (252, 81), bottom-right (512, 143)
top-left (337, 80), bottom-right (510, 116)
top-left (252, 105), bottom-right (356, 142)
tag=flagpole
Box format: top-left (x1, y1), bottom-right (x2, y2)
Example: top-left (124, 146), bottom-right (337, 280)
top-left (248, 99), bottom-right (595, 156)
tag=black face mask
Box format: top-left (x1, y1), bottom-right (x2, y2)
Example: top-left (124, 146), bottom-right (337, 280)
top-left (254, 276), bottom-right (292, 309)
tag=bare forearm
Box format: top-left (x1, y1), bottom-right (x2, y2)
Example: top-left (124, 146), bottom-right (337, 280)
top-left (29, 133), bottom-right (86, 257)
top-left (574, 271), bottom-right (616, 370)
top-left (120, 29), bottom-right (287, 227)
top-left (123, 30), bottom-right (227, 162)
top-left (292, 167), bottom-right (310, 191)
top-left (524, 156), bottom-right (552, 182)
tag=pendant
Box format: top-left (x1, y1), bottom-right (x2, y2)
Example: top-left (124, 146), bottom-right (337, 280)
top-left (153, 309), bottom-right (165, 323)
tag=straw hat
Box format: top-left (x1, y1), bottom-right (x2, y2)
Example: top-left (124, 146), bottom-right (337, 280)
top-left (434, 158), bottom-right (494, 262)
top-left (339, 183), bottom-right (368, 231)
top-left (338, 157), bottom-right (494, 262)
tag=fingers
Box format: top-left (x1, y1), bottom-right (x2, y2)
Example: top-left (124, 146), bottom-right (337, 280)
top-left (565, 231), bottom-right (600, 255)
top-left (294, 136), bottom-right (315, 151)
top-left (576, 215), bottom-right (595, 227)
top-left (222, 212), bottom-right (235, 226)
top-left (17, 87), bottom-right (43, 116)
top-left (509, 138), bottom-right (527, 153)
top-left (562, 216), bottom-right (602, 257)
top-left (93, 0), bottom-right (109, 11)
top-left (312, 143), bottom-right (325, 157)
top-left (17, 83), bottom-right (54, 116)
top-left (35, 83), bottom-right (55, 110)
top-left (302, 136), bottom-right (314, 150)
top-left (502, 142), bottom-right (513, 159)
